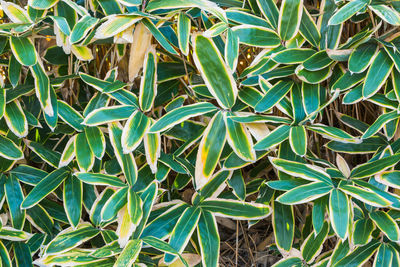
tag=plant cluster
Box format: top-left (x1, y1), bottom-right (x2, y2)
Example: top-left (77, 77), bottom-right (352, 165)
top-left (1, 0), bottom-right (400, 266)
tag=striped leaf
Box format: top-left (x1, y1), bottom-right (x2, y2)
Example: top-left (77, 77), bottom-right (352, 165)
top-left (224, 113), bottom-right (256, 162)
top-left (83, 105), bottom-right (136, 126)
top-left (63, 175), bottom-right (82, 228)
top-left (197, 211), bottom-right (219, 267)
top-left (195, 111), bottom-right (226, 189)
top-left (121, 110), bottom-right (150, 153)
top-left (329, 189), bottom-right (349, 239)
top-left (0, 134), bottom-right (23, 160)
top-left (109, 123), bottom-right (138, 186)
top-left (278, 0), bottom-right (303, 41)
top-left (232, 25), bottom-right (281, 48)
top-left (289, 125), bottom-right (307, 156)
top-left (363, 50), bottom-right (394, 98)
top-left (21, 168), bottom-right (69, 209)
top-left (139, 46), bottom-right (157, 112)
top-left (277, 182), bottom-right (333, 204)
top-left (149, 102), bottom-right (217, 133)
top-left (200, 199), bottom-right (271, 220)
top-left (115, 239), bottom-right (142, 266)
top-left (95, 15), bottom-right (141, 39)
top-left (370, 211), bottom-right (400, 241)
top-left (45, 224), bottom-right (100, 255)
top-left (254, 124), bottom-right (291, 150)
top-left (350, 154), bottom-right (400, 179)
top-left (192, 34), bottom-right (237, 109)
top-left (270, 157), bottom-right (332, 184)
top-left (75, 172), bottom-right (126, 187)
top-left (177, 12), bottom-right (191, 56)
top-left (164, 206), bottom-right (201, 264)
top-left (9, 37), bottom-right (37, 66)
top-left (328, 0), bottom-right (369, 25)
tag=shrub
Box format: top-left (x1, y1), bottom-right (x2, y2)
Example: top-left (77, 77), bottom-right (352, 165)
top-left (1, 0), bottom-right (400, 266)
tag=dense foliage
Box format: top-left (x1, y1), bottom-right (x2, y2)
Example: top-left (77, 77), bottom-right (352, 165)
top-left (1, 0), bottom-right (400, 265)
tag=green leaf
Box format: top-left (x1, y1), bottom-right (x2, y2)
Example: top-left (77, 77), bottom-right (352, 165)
top-left (335, 240), bottom-right (380, 267)
top-left (278, 0), bottom-right (303, 41)
top-left (272, 257), bottom-right (302, 267)
top-left (277, 182), bottom-right (333, 204)
top-left (75, 132), bottom-right (94, 172)
top-left (199, 198), bottom-right (271, 220)
top-left (272, 48), bottom-right (315, 64)
top-left (70, 15), bottom-right (98, 44)
top-left (45, 223), bottom-right (100, 255)
top-left (255, 80), bottom-right (293, 112)
top-left (84, 126), bottom-right (105, 159)
top-left (224, 113), bottom-right (256, 162)
top-left (101, 187), bottom-right (128, 222)
top-left (59, 135), bottom-right (76, 167)
top-left (362, 110), bottom-right (400, 139)
top-left (9, 36), bottom-right (37, 66)
top-left (115, 239), bottom-right (142, 267)
top-left (5, 100), bottom-right (27, 138)
top-left (30, 62), bottom-right (52, 116)
top-left (109, 123), bottom-right (138, 186)
top-left (270, 157), bottom-right (332, 184)
top-left (192, 34), bottom-right (237, 109)
top-left (350, 154), bottom-right (400, 179)
top-left (348, 42), bottom-right (379, 73)
top-left (149, 102), bottom-right (217, 133)
top-left (299, 8), bottom-right (320, 47)
top-left (63, 175), bottom-right (82, 228)
top-left (5, 174), bottom-right (25, 229)
top-left (329, 189), bottom-right (349, 239)
top-left (75, 172), bottom-right (126, 187)
top-left (328, 0), bottom-right (369, 25)
top-left (13, 242), bottom-right (32, 267)
top-left (256, 0), bottom-right (279, 28)
top-left (164, 206), bottom-right (201, 264)
top-left (142, 18), bottom-right (178, 55)
top-left (0, 134), bottom-right (23, 160)
top-left (28, 0), bottom-right (59, 9)
top-left (144, 128), bottom-right (161, 173)
top-left (353, 219), bottom-right (374, 245)
top-left (232, 25), bottom-right (281, 48)
top-left (289, 125), bottom-right (307, 156)
top-left (139, 46), bottom-right (157, 112)
top-left (142, 236), bottom-right (189, 267)
top-left (363, 50), bottom-right (394, 98)
top-left (95, 15), bottom-right (141, 39)
top-left (301, 221), bottom-right (329, 263)
top-left (146, 0), bottom-right (227, 23)
top-left (177, 12), bottom-right (191, 56)
top-left (339, 184), bottom-right (391, 207)
top-left (370, 5), bottom-right (400, 26)
top-left (83, 105), bottom-right (136, 126)
top-left (195, 111), bottom-right (226, 189)
top-left (225, 28), bottom-right (239, 71)
top-left (26, 141), bottom-right (61, 168)
top-left (127, 187), bottom-right (142, 225)
top-left (273, 200), bottom-right (294, 251)
top-left (141, 202), bottom-right (188, 239)
top-left (374, 244), bottom-right (394, 267)
top-left (370, 211), bottom-right (400, 241)
top-left (302, 50), bottom-right (333, 71)
top-left (121, 110), bottom-right (150, 153)
top-left (254, 124), bottom-right (290, 150)
top-left (21, 168), bottom-right (69, 209)
top-left (57, 100), bottom-right (85, 131)
top-left (227, 170), bottom-right (246, 200)
top-left (197, 211), bottom-right (219, 267)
